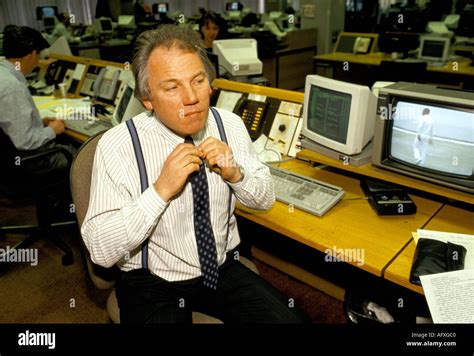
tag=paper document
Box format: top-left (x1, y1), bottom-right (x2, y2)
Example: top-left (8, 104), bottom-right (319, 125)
top-left (414, 230), bottom-right (474, 269)
top-left (33, 96), bottom-right (92, 119)
top-left (420, 269), bottom-right (474, 323)
top-left (215, 90), bottom-right (242, 113)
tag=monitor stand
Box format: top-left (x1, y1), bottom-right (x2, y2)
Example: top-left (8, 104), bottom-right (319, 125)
top-left (301, 138), bottom-right (373, 166)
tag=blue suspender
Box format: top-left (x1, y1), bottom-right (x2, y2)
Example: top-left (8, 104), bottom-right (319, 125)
top-left (126, 107), bottom-right (231, 270)
top-left (126, 119), bottom-right (150, 269)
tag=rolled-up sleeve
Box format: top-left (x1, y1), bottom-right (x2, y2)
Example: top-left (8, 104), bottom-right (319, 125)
top-left (225, 111), bottom-right (275, 211)
top-left (81, 141), bottom-right (169, 268)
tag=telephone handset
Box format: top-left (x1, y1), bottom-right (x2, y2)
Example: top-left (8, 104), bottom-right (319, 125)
top-left (233, 97), bottom-right (269, 139)
top-left (44, 61), bottom-right (63, 86)
top-left (93, 67), bottom-right (120, 101)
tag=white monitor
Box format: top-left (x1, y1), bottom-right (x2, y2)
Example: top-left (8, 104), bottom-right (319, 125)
top-left (95, 17), bottom-right (113, 34)
top-left (112, 80), bottom-right (145, 126)
top-left (302, 75), bottom-right (377, 156)
top-left (212, 39), bottom-right (262, 77)
top-left (418, 36), bottom-right (450, 62)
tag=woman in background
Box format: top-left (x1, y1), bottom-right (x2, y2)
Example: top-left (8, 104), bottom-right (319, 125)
top-left (198, 11), bottom-right (228, 52)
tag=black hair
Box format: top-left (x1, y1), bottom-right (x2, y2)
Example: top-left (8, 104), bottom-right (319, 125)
top-left (3, 25), bottom-right (50, 58)
top-left (197, 11), bottom-right (228, 40)
top-left (422, 108), bottom-right (430, 115)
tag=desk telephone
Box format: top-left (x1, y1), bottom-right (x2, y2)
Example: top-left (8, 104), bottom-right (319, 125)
top-left (233, 97), bottom-right (269, 139)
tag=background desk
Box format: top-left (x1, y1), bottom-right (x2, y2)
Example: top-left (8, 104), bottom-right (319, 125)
top-left (313, 52), bottom-right (474, 89)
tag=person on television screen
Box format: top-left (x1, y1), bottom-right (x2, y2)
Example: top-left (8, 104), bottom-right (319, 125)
top-left (413, 108), bottom-right (433, 165)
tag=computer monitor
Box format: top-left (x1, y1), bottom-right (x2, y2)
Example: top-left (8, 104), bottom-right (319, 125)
top-left (226, 2), bottom-right (242, 11)
top-left (43, 16), bottom-right (56, 29)
top-left (118, 15), bottom-right (136, 28)
top-left (301, 75), bottom-right (377, 156)
top-left (112, 81), bottom-right (145, 126)
top-left (212, 39), bottom-right (262, 77)
top-left (152, 3), bottom-right (169, 14)
top-left (418, 36), bottom-right (450, 62)
top-left (372, 82), bottom-right (474, 193)
top-left (36, 6), bottom-right (58, 20)
top-left (96, 18), bottom-right (113, 34)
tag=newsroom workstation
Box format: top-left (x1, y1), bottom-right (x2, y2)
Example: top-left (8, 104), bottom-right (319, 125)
top-left (0, 0), bottom-right (473, 328)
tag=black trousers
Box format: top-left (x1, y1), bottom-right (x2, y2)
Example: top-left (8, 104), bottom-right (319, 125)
top-left (115, 254), bottom-right (310, 324)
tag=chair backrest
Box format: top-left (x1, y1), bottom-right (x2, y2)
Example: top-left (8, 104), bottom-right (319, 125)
top-left (70, 131), bottom-right (116, 289)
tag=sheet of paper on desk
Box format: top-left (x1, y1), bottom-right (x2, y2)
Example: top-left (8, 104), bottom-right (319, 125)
top-left (33, 96), bottom-right (92, 119)
top-left (414, 229), bottom-right (474, 269)
top-left (420, 269), bottom-right (474, 323)
top-left (216, 90), bottom-right (242, 113)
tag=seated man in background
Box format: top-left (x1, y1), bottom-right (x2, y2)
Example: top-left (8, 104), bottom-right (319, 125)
top-left (82, 25), bottom-right (310, 324)
top-left (0, 25), bottom-right (76, 175)
top-left (48, 12), bottom-right (78, 44)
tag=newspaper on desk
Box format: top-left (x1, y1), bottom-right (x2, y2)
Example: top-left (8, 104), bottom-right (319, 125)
top-left (33, 96), bottom-right (92, 120)
top-left (413, 229), bottom-right (474, 323)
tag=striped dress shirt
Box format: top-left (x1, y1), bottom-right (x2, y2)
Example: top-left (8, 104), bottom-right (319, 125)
top-left (82, 107), bottom-right (275, 282)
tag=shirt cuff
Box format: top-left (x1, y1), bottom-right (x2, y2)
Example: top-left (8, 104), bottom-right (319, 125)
top-left (227, 166), bottom-right (251, 192)
top-left (45, 126), bottom-right (56, 140)
top-left (139, 186), bottom-right (169, 221)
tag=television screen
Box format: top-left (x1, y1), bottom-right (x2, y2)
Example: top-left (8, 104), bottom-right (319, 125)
top-left (36, 6), bottom-right (58, 20)
top-left (158, 3), bottom-right (168, 13)
top-left (100, 19), bottom-right (112, 31)
top-left (389, 100), bottom-right (474, 177)
top-left (307, 85), bottom-right (352, 145)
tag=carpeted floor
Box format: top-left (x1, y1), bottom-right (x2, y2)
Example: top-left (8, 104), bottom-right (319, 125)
top-left (0, 197), bottom-right (346, 324)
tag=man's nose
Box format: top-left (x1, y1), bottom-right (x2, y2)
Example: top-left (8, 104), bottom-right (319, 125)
top-left (181, 85), bottom-right (198, 105)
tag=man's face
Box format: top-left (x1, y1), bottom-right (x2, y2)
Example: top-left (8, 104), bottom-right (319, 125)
top-left (143, 47), bottom-right (212, 137)
top-left (22, 50), bottom-right (40, 75)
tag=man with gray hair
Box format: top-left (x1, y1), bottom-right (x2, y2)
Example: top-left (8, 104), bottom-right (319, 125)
top-left (82, 25), bottom-right (309, 324)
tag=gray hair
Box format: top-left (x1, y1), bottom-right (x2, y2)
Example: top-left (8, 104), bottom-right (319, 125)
top-left (132, 24), bottom-right (216, 101)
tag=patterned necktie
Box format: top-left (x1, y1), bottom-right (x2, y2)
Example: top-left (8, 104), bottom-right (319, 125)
top-left (185, 136), bottom-right (219, 290)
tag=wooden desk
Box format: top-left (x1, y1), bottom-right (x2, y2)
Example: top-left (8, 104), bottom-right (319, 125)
top-left (384, 205), bottom-right (474, 294)
top-left (238, 159), bottom-right (442, 276)
top-left (313, 52), bottom-right (474, 88)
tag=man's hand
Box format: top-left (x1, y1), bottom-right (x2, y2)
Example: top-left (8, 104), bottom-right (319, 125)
top-left (42, 117), bottom-right (55, 126)
top-left (154, 144), bottom-right (203, 202)
top-left (199, 137), bottom-right (241, 183)
top-left (48, 119), bottom-right (65, 135)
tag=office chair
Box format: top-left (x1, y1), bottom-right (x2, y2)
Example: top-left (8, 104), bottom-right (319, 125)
top-left (71, 131), bottom-right (259, 324)
top-left (378, 60), bottom-right (428, 83)
top-left (0, 131), bottom-right (75, 266)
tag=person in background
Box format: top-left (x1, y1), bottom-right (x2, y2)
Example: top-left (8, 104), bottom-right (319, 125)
top-left (198, 11), bottom-right (228, 52)
top-left (0, 25), bottom-right (75, 175)
top-left (413, 108), bottom-right (434, 165)
top-left (48, 13), bottom-right (78, 44)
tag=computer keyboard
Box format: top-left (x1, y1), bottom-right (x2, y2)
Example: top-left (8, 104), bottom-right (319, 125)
top-left (64, 117), bottom-right (112, 136)
top-left (268, 165), bottom-right (345, 217)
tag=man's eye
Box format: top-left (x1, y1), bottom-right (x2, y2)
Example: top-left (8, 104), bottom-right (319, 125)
top-left (166, 86), bottom-right (177, 91)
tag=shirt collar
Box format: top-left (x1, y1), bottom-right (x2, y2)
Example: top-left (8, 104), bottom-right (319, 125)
top-left (0, 60), bottom-right (26, 85)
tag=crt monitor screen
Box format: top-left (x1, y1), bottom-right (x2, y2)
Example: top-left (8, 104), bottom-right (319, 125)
top-left (152, 3), bottom-right (169, 14)
top-left (419, 37), bottom-right (450, 61)
top-left (36, 6), bottom-right (58, 20)
top-left (307, 86), bottom-right (352, 145)
top-left (389, 100), bottom-right (474, 177)
top-left (100, 19), bottom-right (113, 31)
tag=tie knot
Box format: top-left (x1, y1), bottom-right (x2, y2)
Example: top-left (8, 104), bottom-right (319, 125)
top-left (184, 135), bottom-right (194, 144)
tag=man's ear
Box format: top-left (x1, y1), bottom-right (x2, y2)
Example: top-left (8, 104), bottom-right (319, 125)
top-left (143, 100), bottom-right (153, 111)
